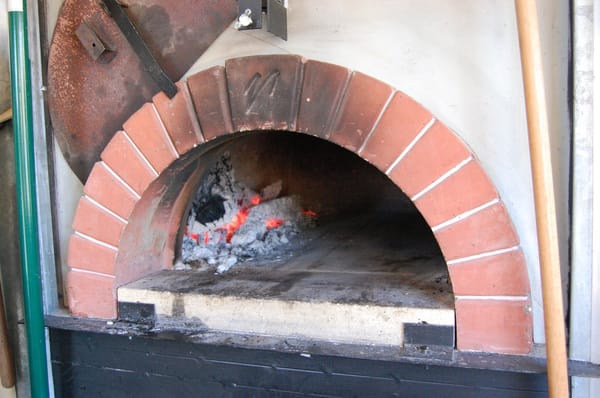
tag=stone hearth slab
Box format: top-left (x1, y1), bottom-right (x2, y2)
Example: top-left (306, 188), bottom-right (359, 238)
top-left (119, 261), bottom-right (454, 346)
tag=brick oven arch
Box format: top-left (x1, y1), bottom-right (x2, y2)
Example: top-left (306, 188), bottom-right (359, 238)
top-left (66, 55), bottom-right (532, 354)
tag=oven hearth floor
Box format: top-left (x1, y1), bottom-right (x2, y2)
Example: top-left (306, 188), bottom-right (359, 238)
top-left (119, 212), bottom-right (455, 346)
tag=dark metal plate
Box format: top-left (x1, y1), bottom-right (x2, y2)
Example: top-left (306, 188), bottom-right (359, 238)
top-left (47, 0), bottom-right (236, 182)
top-left (101, 0), bottom-right (177, 98)
top-left (267, 0), bottom-right (287, 40)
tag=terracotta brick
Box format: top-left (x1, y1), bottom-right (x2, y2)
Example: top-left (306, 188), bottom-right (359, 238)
top-left (72, 197), bottom-right (126, 247)
top-left (187, 66), bottom-right (233, 141)
top-left (359, 91), bottom-right (432, 171)
top-left (67, 270), bottom-right (117, 319)
top-left (226, 55), bottom-right (304, 132)
top-left (387, 122), bottom-right (471, 197)
top-left (449, 249), bottom-right (530, 296)
top-left (100, 131), bottom-right (157, 196)
top-left (153, 82), bottom-right (203, 155)
top-left (434, 202), bottom-right (519, 261)
top-left (67, 234), bottom-right (117, 275)
top-left (84, 162), bottom-right (138, 219)
top-left (413, 160), bottom-right (498, 227)
top-left (329, 72), bottom-right (394, 152)
top-left (123, 103), bottom-right (178, 174)
top-left (455, 298), bottom-right (532, 354)
top-left (297, 60), bottom-right (351, 138)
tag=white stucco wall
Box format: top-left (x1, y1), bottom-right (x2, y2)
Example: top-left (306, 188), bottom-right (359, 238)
top-left (48, 0), bottom-right (571, 344)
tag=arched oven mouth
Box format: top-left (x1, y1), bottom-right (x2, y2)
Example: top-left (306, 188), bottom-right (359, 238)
top-left (118, 131), bottom-right (454, 347)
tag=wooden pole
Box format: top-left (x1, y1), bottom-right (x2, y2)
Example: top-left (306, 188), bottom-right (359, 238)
top-left (0, 108), bottom-right (12, 124)
top-left (514, 1), bottom-right (569, 397)
top-left (0, 284), bottom-right (16, 388)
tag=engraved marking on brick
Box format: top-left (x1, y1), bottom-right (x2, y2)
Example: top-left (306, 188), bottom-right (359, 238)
top-left (244, 70), bottom-right (281, 115)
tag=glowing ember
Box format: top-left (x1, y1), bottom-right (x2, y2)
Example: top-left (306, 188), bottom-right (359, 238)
top-left (250, 195), bottom-right (261, 206)
top-left (303, 209), bottom-right (317, 217)
top-left (204, 195), bottom-right (269, 243)
top-left (181, 155), bottom-right (318, 273)
top-left (265, 218), bottom-right (284, 229)
top-left (217, 206), bottom-right (251, 243)
top-left (186, 199), bottom-right (318, 245)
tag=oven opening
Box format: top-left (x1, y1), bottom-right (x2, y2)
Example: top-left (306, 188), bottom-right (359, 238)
top-left (118, 131), bottom-right (454, 347)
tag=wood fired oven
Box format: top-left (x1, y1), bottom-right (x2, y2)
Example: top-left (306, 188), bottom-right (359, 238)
top-left (65, 55), bottom-right (532, 355)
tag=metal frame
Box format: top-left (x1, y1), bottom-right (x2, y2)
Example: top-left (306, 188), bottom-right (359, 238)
top-left (570, 0), bottom-right (600, 397)
top-left (591, 0), bottom-right (600, 393)
top-left (27, 0), bottom-right (59, 317)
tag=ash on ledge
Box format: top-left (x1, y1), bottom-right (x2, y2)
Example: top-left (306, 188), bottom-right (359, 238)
top-left (179, 154), bottom-right (317, 273)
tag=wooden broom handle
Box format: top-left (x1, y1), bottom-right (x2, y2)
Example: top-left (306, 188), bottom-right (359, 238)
top-left (514, 1), bottom-right (569, 397)
top-left (0, 108), bottom-right (12, 124)
top-left (0, 284), bottom-right (16, 388)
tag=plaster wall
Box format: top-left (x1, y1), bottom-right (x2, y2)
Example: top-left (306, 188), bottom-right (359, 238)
top-left (49, 0), bottom-right (570, 344)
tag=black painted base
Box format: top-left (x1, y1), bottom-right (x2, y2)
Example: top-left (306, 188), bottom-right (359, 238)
top-left (50, 328), bottom-right (548, 397)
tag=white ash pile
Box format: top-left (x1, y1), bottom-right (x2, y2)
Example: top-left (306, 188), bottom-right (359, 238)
top-left (179, 154), bottom-right (316, 273)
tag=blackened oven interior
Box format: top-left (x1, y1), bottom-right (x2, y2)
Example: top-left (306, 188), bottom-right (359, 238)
top-left (176, 131), bottom-right (452, 306)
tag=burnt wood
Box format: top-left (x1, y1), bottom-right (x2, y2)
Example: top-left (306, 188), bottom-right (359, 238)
top-left (50, 328), bottom-right (548, 397)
